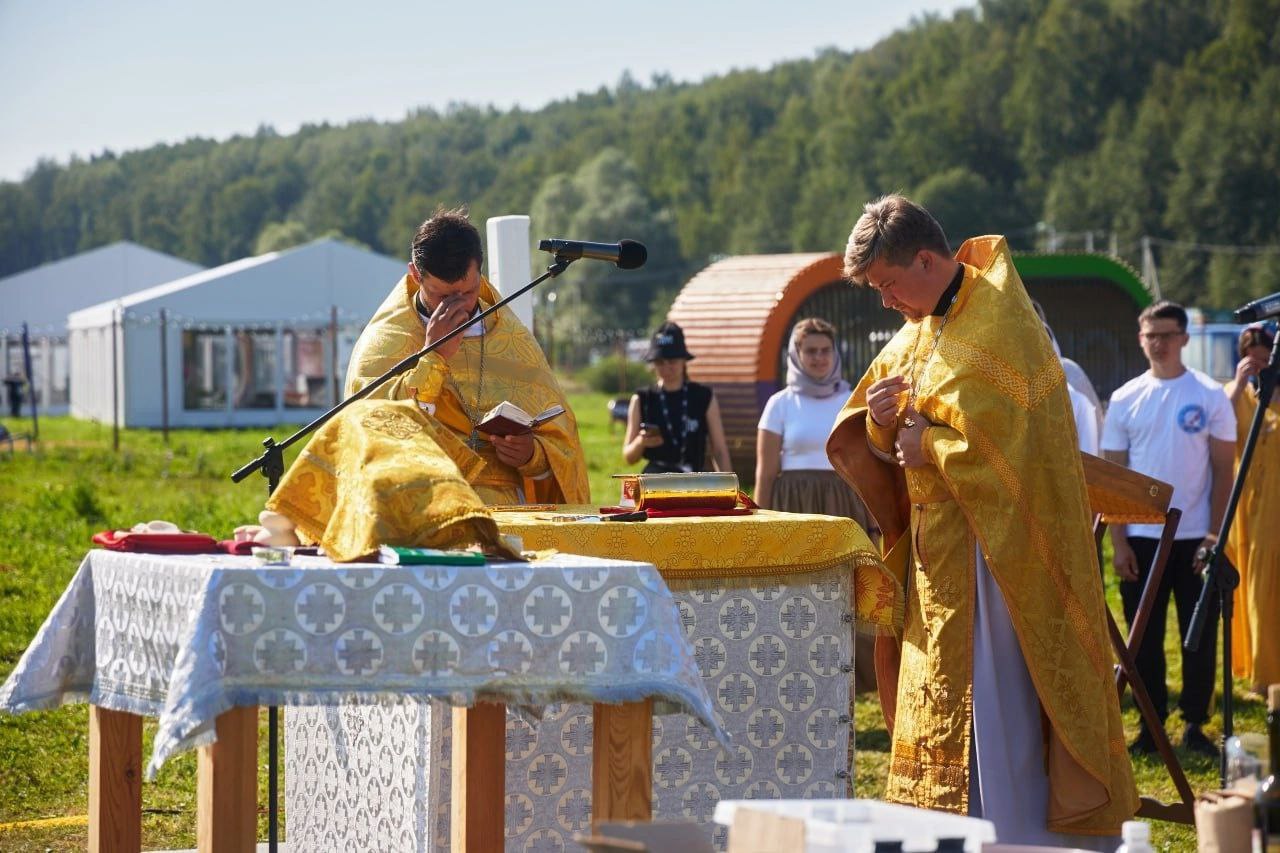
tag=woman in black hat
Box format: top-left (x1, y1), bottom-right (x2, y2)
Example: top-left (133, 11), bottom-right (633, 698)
top-left (623, 321), bottom-right (731, 473)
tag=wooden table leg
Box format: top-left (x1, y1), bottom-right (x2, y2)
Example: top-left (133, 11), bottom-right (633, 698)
top-left (197, 705), bottom-right (259, 853)
top-left (592, 699), bottom-right (653, 823)
top-left (451, 702), bottom-right (506, 853)
top-left (89, 705), bottom-right (143, 853)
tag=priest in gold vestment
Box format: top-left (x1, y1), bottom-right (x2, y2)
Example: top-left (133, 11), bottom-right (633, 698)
top-left (344, 209), bottom-right (589, 506)
top-left (827, 196), bottom-right (1137, 846)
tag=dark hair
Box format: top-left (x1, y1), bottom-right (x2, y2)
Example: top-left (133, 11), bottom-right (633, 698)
top-left (843, 194), bottom-right (951, 283)
top-left (1240, 325), bottom-right (1275, 357)
top-left (410, 207), bottom-right (483, 283)
top-left (1137, 300), bottom-right (1188, 332)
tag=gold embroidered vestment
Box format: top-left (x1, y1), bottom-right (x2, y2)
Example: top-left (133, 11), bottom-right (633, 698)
top-left (828, 236), bottom-right (1138, 835)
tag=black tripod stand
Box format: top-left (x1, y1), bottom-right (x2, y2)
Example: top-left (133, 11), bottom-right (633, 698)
top-left (1185, 323), bottom-right (1280, 787)
top-left (230, 256), bottom-right (575, 851)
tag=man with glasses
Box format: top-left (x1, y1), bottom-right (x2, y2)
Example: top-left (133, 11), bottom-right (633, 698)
top-left (344, 208), bottom-right (589, 506)
top-left (1102, 300), bottom-right (1236, 758)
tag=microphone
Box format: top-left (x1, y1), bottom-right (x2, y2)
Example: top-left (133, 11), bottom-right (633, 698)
top-left (538, 238), bottom-right (647, 270)
top-left (1235, 291), bottom-right (1280, 323)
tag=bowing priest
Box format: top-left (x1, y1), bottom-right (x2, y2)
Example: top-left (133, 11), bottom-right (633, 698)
top-left (827, 195), bottom-right (1137, 848)
top-left (345, 208), bottom-right (589, 505)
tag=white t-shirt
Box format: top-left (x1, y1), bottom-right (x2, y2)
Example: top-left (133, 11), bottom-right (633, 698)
top-left (1069, 385), bottom-right (1099, 455)
top-left (1101, 368), bottom-right (1235, 539)
top-left (757, 386), bottom-right (848, 471)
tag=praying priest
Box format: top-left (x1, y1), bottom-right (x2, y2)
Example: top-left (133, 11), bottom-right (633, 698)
top-left (827, 195), bottom-right (1138, 848)
top-left (344, 208), bottom-right (589, 505)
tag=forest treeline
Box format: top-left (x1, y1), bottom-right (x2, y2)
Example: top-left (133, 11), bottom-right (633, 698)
top-left (2, 0), bottom-right (1278, 337)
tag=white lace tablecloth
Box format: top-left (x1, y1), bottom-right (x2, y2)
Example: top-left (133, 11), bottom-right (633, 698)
top-left (0, 550), bottom-right (723, 781)
top-left (289, 566), bottom-right (854, 851)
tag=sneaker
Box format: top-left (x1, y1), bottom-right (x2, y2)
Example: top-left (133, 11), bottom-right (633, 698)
top-left (1128, 729), bottom-right (1158, 755)
top-left (1182, 724), bottom-right (1219, 759)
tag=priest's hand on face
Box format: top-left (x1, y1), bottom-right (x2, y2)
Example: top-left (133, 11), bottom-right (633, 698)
top-left (894, 405), bottom-right (930, 468)
top-left (491, 431), bottom-right (535, 468)
top-left (867, 375), bottom-right (908, 427)
top-left (423, 293), bottom-right (475, 361)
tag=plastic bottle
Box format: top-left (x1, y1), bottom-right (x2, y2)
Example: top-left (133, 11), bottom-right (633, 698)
top-left (1228, 735), bottom-right (1263, 788)
top-left (1115, 819), bottom-right (1152, 853)
top-left (1259, 684), bottom-right (1280, 853)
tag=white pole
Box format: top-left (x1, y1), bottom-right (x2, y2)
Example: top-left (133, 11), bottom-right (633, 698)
top-left (274, 324), bottom-right (285, 418)
top-left (486, 215), bottom-right (534, 330)
top-left (1141, 236), bottom-right (1164, 300)
top-left (224, 326), bottom-right (235, 417)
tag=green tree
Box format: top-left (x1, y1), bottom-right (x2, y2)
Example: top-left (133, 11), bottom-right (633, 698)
top-left (254, 220), bottom-right (311, 254)
top-left (530, 148), bottom-right (682, 364)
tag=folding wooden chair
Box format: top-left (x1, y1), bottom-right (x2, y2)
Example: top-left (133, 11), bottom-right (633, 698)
top-left (1080, 452), bottom-right (1195, 824)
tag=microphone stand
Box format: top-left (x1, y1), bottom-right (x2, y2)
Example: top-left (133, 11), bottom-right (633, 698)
top-left (1184, 327), bottom-right (1280, 787)
top-left (230, 255), bottom-right (574, 852)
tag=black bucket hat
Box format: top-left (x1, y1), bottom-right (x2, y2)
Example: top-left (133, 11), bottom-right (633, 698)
top-left (644, 321), bottom-right (696, 362)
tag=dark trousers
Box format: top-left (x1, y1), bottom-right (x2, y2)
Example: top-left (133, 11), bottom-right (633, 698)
top-left (1119, 537), bottom-right (1218, 728)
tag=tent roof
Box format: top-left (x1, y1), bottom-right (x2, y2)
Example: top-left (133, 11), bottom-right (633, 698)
top-left (0, 241), bottom-right (204, 336)
top-left (68, 238), bottom-right (406, 330)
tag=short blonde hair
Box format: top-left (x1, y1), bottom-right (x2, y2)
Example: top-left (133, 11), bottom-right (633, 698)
top-left (843, 194), bottom-right (950, 283)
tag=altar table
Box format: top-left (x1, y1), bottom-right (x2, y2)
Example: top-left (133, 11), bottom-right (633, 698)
top-left (288, 509), bottom-right (893, 851)
top-left (0, 550), bottom-right (720, 852)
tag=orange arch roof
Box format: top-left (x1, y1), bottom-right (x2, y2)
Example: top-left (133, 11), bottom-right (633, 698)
top-left (667, 252), bottom-right (843, 384)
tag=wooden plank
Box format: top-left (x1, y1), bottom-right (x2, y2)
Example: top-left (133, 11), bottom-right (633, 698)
top-left (728, 807), bottom-right (806, 853)
top-left (451, 702), bottom-right (506, 852)
top-left (592, 700), bottom-right (653, 823)
top-left (88, 706), bottom-right (143, 853)
top-left (1081, 451), bottom-right (1173, 523)
top-left (196, 705), bottom-right (258, 853)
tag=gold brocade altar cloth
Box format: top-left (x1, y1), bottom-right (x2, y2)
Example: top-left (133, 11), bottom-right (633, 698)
top-left (493, 507), bottom-right (899, 631)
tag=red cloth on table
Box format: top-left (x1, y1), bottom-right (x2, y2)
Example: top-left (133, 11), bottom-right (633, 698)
top-left (91, 530), bottom-right (221, 554)
top-left (598, 506), bottom-right (755, 518)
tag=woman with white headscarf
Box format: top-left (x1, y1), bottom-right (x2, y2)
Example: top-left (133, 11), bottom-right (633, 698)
top-left (755, 318), bottom-right (877, 690)
top-left (755, 318), bottom-right (870, 519)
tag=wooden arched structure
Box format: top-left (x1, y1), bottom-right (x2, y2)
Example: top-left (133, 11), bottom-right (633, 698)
top-left (669, 250), bottom-right (1153, 479)
top-left (667, 254), bottom-right (872, 477)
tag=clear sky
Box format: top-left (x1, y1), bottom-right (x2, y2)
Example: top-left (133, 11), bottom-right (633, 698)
top-left (0, 0), bottom-right (972, 183)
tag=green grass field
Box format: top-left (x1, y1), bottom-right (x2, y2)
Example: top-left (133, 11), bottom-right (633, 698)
top-left (0, 394), bottom-right (1266, 850)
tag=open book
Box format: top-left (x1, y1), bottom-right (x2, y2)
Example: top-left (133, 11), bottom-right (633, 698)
top-left (475, 401), bottom-right (566, 436)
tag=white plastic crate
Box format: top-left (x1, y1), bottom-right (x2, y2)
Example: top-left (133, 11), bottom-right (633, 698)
top-left (715, 798), bottom-right (997, 853)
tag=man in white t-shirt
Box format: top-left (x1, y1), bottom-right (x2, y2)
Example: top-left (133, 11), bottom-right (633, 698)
top-left (1101, 300), bottom-right (1236, 758)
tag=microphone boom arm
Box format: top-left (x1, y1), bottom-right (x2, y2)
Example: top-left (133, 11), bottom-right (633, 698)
top-left (231, 255), bottom-right (575, 490)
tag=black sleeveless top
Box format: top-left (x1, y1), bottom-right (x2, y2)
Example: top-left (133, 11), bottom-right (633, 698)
top-left (635, 382), bottom-right (714, 473)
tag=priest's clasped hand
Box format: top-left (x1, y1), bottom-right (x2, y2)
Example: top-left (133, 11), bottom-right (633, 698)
top-left (867, 375), bottom-right (909, 427)
top-left (894, 405), bottom-right (930, 468)
top-left (491, 431), bottom-right (536, 468)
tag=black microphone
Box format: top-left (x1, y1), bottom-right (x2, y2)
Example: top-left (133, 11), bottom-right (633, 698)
top-left (1234, 291), bottom-right (1280, 323)
top-left (538, 238), bottom-right (648, 270)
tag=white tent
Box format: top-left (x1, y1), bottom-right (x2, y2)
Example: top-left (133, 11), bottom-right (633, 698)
top-left (0, 242), bottom-right (203, 414)
top-left (67, 238), bottom-right (405, 428)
